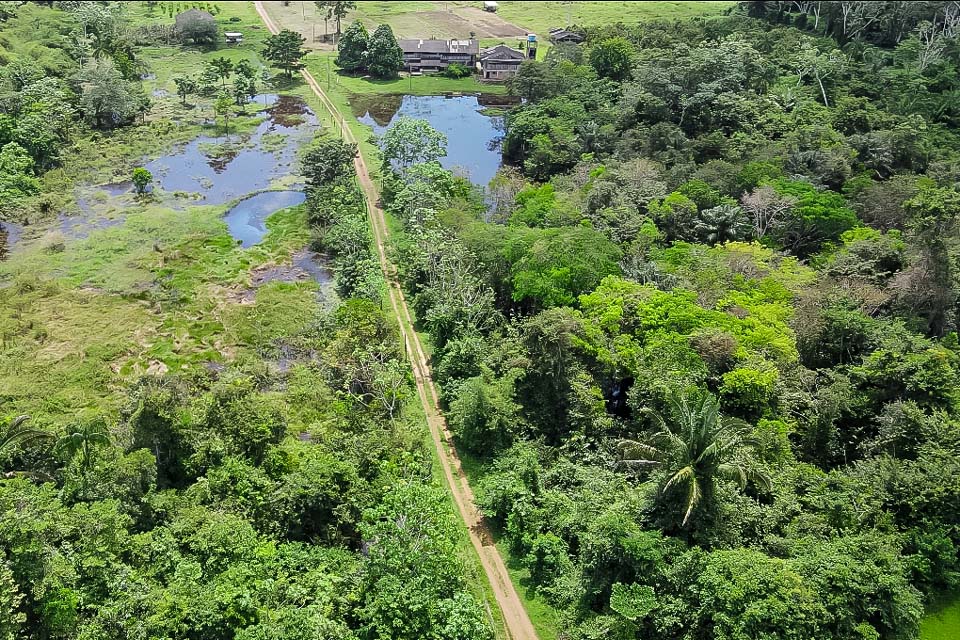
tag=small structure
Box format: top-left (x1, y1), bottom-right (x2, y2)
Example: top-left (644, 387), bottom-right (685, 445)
top-left (526, 33), bottom-right (538, 60)
top-left (479, 44), bottom-right (525, 81)
top-left (484, 1), bottom-right (499, 11)
top-left (548, 27), bottom-right (585, 44)
top-left (225, 31), bottom-right (243, 44)
top-left (398, 38), bottom-right (480, 74)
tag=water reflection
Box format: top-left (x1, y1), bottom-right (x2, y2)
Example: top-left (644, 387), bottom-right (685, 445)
top-left (224, 190), bottom-right (307, 247)
top-left (354, 94), bottom-right (508, 189)
top-left (144, 96), bottom-right (316, 205)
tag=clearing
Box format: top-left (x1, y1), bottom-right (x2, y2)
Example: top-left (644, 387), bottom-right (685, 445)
top-left (261, 0), bottom-right (734, 47)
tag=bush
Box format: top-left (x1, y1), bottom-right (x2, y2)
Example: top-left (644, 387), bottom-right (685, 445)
top-left (444, 62), bottom-right (471, 79)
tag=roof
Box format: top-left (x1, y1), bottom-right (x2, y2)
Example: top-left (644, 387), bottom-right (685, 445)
top-left (480, 44), bottom-right (525, 61)
top-left (224, 32), bottom-right (243, 37)
top-left (398, 39), bottom-right (479, 55)
top-left (548, 27), bottom-right (584, 42)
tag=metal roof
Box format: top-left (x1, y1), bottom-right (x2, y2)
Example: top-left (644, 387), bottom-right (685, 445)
top-left (398, 39), bottom-right (480, 55)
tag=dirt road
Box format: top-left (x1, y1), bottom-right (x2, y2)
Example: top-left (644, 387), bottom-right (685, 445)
top-left (254, 4), bottom-right (539, 639)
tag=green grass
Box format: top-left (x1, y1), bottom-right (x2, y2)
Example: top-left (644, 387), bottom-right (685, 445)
top-left (922, 595), bottom-right (960, 640)
top-left (494, 1), bottom-right (736, 35)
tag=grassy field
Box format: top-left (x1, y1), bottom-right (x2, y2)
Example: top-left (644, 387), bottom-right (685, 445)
top-left (266, 0), bottom-right (734, 44)
top-left (922, 596), bottom-right (960, 640)
top-left (495, 0), bottom-right (735, 35)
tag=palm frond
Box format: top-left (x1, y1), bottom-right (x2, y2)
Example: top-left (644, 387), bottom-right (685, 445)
top-left (0, 415), bottom-right (53, 453)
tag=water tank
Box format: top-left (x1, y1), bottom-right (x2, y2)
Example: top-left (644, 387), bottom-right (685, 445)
top-left (526, 33), bottom-right (537, 59)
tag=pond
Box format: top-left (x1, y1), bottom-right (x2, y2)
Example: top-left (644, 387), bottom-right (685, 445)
top-left (144, 95), bottom-right (317, 205)
top-left (922, 595), bottom-right (960, 639)
top-left (224, 190), bottom-right (307, 247)
top-left (353, 94), bottom-right (516, 191)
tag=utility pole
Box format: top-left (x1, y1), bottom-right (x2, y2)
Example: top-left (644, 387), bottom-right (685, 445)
top-left (327, 55), bottom-right (331, 89)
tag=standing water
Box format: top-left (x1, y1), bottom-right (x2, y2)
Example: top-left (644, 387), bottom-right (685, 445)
top-left (354, 94), bottom-right (510, 190)
top-left (224, 190), bottom-right (307, 247)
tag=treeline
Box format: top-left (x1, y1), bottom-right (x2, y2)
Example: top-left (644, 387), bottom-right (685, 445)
top-left (375, 4), bottom-right (960, 639)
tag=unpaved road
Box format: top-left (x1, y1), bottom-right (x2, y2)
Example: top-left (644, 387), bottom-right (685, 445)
top-left (254, 4), bottom-right (539, 639)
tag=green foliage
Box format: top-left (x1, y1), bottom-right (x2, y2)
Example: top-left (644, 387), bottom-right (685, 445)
top-left (131, 167), bottom-right (152, 194)
top-left (0, 142), bottom-right (40, 210)
top-left (448, 375), bottom-right (519, 455)
top-left (262, 29), bottom-right (308, 77)
top-left (365, 24), bottom-right (403, 79)
top-left (444, 62), bottom-right (471, 79)
top-left (336, 20), bottom-right (369, 73)
top-left (588, 37), bottom-right (635, 80)
top-left (379, 116), bottom-right (447, 176)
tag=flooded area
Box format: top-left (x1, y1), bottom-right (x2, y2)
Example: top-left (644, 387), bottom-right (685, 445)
top-left (144, 95), bottom-right (316, 205)
top-left (0, 222), bottom-right (21, 261)
top-left (353, 94), bottom-right (513, 190)
top-left (225, 190), bottom-right (307, 247)
top-left (0, 95), bottom-right (318, 261)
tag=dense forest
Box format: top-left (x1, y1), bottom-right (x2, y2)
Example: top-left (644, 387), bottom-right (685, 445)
top-left (5, 0), bottom-right (960, 639)
top-left (364, 1), bottom-right (960, 639)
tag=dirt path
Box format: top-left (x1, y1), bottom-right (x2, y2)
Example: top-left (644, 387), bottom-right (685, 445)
top-left (254, 4), bottom-right (539, 639)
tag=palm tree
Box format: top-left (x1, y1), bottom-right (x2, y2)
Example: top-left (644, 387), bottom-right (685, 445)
top-left (0, 415), bottom-right (53, 456)
top-left (693, 204), bottom-right (751, 245)
top-left (55, 419), bottom-right (111, 477)
top-left (619, 391), bottom-right (771, 527)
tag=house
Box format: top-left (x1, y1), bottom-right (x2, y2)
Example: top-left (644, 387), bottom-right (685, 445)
top-left (224, 32), bottom-right (243, 44)
top-left (479, 44), bottom-right (525, 81)
top-left (484, 1), bottom-right (499, 11)
top-left (398, 38), bottom-right (479, 73)
top-left (548, 27), bottom-right (585, 44)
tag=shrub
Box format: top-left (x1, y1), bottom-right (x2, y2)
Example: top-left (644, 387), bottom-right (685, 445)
top-left (444, 62), bottom-right (471, 79)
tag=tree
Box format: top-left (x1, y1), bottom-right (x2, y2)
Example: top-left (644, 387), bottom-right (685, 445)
top-left (208, 56), bottom-right (233, 87)
top-left (173, 75), bottom-right (197, 105)
top-left (76, 58), bottom-right (143, 129)
top-left (336, 20), bottom-right (369, 72)
top-left (693, 204), bottom-right (751, 245)
top-left (132, 167), bottom-right (152, 195)
top-left (55, 418), bottom-right (111, 496)
top-left (233, 75), bottom-right (249, 109)
top-left (619, 391), bottom-right (771, 527)
top-left (234, 59), bottom-right (256, 80)
top-left (366, 24), bottom-right (403, 79)
top-left (175, 8), bottom-right (218, 44)
top-left (741, 185), bottom-right (796, 239)
top-left (379, 117), bottom-right (447, 177)
top-left (0, 415), bottom-right (51, 457)
top-left (214, 92), bottom-right (233, 133)
top-left (315, 1), bottom-right (356, 37)
top-left (589, 37), bottom-right (635, 80)
top-left (302, 135), bottom-right (358, 188)
top-left (263, 29), bottom-right (308, 78)
top-left (0, 142), bottom-right (40, 210)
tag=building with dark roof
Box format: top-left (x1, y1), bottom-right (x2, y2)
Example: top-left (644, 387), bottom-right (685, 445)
top-left (548, 27), bottom-right (585, 44)
top-left (479, 43), bottom-right (525, 81)
top-left (398, 38), bottom-right (480, 73)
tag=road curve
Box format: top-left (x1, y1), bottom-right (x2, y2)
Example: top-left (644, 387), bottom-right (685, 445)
top-left (253, 4), bottom-right (540, 639)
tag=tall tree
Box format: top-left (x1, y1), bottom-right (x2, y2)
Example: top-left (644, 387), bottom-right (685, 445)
top-left (315, 1), bottom-right (356, 37)
top-left (208, 56), bottom-right (233, 87)
top-left (262, 29), bottom-right (308, 78)
top-left (379, 117), bottom-right (447, 178)
top-left (365, 24), bottom-right (403, 79)
top-left (619, 391), bottom-right (771, 527)
top-left (336, 19), bottom-right (369, 73)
